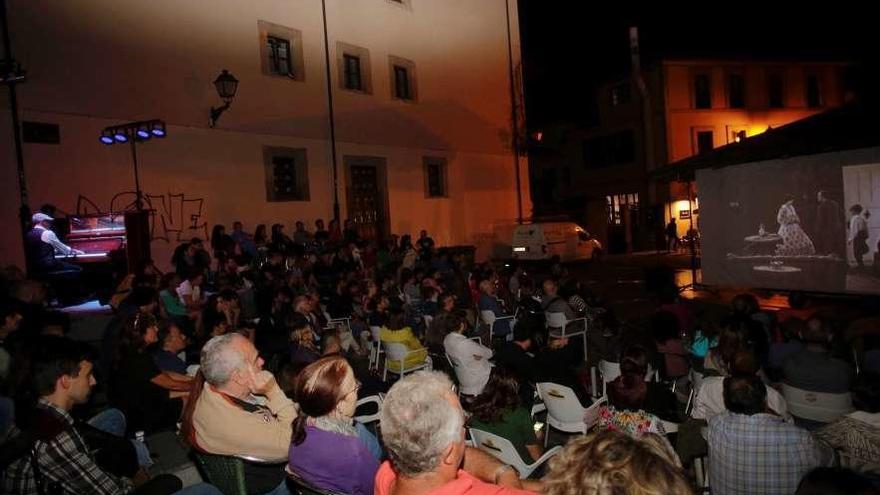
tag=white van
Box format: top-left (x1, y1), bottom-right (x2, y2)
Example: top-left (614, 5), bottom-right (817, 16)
top-left (511, 221), bottom-right (602, 262)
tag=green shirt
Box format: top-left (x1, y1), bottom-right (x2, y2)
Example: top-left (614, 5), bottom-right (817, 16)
top-left (160, 289), bottom-right (187, 317)
top-left (469, 407), bottom-right (538, 462)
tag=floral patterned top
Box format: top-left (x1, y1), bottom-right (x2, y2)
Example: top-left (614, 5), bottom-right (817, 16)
top-left (597, 405), bottom-right (666, 437)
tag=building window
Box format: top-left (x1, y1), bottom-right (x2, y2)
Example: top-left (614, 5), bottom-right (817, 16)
top-left (389, 56), bottom-right (417, 101)
top-left (606, 193), bottom-right (639, 225)
top-left (394, 66), bottom-right (410, 99)
top-left (423, 157), bottom-right (448, 198)
top-left (728, 73), bottom-right (745, 108)
top-left (768, 72), bottom-right (785, 108)
top-left (582, 129), bottom-right (635, 169)
top-left (695, 130), bottom-right (714, 154)
top-left (22, 121), bottom-right (60, 144)
top-left (385, 0), bottom-right (412, 8)
top-left (337, 42), bottom-right (372, 94)
top-left (694, 74), bottom-right (711, 109)
top-left (258, 21), bottom-right (304, 81)
top-left (806, 74), bottom-right (822, 108)
top-left (264, 147), bottom-right (310, 201)
top-left (344, 55), bottom-right (362, 91)
top-left (610, 83), bottom-right (631, 106)
top-left (267, 36), bottom-right (292, 76)
top-left (725, 125), bottom-right (748, 144)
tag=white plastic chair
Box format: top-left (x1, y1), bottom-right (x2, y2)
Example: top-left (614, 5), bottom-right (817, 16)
top-left (686, 369), bottom-right (705, 415)
top-left (545, 311), bottom-right (587, 360)
top-left (690, 369), bottom-right (705, 393)
top-left (660, 420), bottom-right (680, 434)
top-left (445, 352), bottom-right (462, 389)
top-left (684, 387), bottom-right (697, 417)
top-left (469, 428), bottom-right (562, 479)
top-left (480, 310), bottom-right (515, 342)
top-left (324, 317), bottom-right (351, 332)
top-left (781, 383), bottom-right (854, 423)
top-left (537, 382), bottom-right (606, 447)
top-left (592, 360), bottom-right (658, 398)
top-left (326, 317), bottom-right (363, 353)
top-left (530, 400), bottom-right (547, 418)
top-left (354, 394), bottom-right (384, 425)
top-left (368, 326), bottom-right (383, 371)
top-left (597, 360), bottom-right (620, 398)
top-left (694, 455), bottom-right (710, 491)
top-left (383, 342), bottom-right (430, 382)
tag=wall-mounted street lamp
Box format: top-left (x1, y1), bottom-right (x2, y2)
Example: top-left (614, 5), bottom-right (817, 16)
top-left (209, 69), bottom-right (239, 128)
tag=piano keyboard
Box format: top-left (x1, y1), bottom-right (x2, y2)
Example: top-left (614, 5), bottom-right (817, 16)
top-left (55, 252), bottom-right (107, 259)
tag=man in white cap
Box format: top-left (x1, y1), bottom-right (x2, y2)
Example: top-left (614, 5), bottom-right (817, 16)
top-left (26, 212), bottom-right (84, 275)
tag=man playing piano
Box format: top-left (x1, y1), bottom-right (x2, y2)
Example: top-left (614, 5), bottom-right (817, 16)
top-left (25, 212), bottom-right (85, 278)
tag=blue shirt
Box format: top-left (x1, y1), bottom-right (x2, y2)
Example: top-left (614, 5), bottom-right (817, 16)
top-left (708, 412), bottom-right (829, 495)
top-left (230, 231), bottom-right (257, 257)
top-left (355, 422), bottom-right (383, 461)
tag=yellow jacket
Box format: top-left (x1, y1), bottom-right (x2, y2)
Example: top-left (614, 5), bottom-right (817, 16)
top-left (380, 326), bottom-right (427, 371)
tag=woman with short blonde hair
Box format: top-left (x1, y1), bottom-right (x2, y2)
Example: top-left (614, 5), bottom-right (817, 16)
top-left (544, 430), bottom-right (692, 495)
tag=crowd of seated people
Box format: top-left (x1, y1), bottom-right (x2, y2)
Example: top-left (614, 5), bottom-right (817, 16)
top-left (1, 217), bottom-right (879, 495)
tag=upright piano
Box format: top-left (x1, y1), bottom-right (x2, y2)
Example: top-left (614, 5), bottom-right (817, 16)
top-left (55, 214), bottom-right (127, 262)
top-left (55, 210), bottom-right (151, 273)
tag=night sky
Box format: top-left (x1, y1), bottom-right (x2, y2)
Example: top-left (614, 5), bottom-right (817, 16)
top-left (519, 2), bottom-right (880, 128)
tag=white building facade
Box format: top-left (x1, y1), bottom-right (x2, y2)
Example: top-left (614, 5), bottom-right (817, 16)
top-left (0, 0), bottom-right (531, 268)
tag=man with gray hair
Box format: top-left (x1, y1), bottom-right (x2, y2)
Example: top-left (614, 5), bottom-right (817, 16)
top-left (376, 371), bottom-right (540, 495)
top-left (181, 334), bottom-right (296, 493)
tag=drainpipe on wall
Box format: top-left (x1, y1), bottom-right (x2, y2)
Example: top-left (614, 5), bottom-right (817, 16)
top-left (321, 0), bottom-right (341, 223)
top-left (505, 0), bottom-right (524, 225)
top-left (0, 0), bottom-right (30, 245)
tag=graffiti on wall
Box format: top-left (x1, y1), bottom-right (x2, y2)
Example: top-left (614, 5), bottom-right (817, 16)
top-left (75, 191), bottom-right (208, 242)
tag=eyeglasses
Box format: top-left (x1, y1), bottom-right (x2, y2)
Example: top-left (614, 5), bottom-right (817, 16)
top-left (343, 379), bottom-right (362, 397)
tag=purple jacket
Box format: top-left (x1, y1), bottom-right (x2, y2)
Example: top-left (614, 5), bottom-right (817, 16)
top-left (288, 426), bottom-right (379, 495)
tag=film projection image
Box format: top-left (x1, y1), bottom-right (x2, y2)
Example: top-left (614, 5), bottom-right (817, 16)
top-left (698, 157), bottom-right (880, 295)
top-left (842, 163), bottom-right (880, 293)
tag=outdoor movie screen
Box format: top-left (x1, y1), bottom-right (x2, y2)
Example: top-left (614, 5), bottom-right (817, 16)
top-left (697, 155), bottom-right (880, 295)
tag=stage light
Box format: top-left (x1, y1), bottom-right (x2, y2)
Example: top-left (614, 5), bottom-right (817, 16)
top-left (100, 119), bottom-right (165, 144)
top-left (98, 119), bottom-right (167, 212)
top-left (150, 121), bottom-right (166, 137)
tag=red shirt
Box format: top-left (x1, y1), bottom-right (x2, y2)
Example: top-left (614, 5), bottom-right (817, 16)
top-left (374, 461), bottom-right (536, 495)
